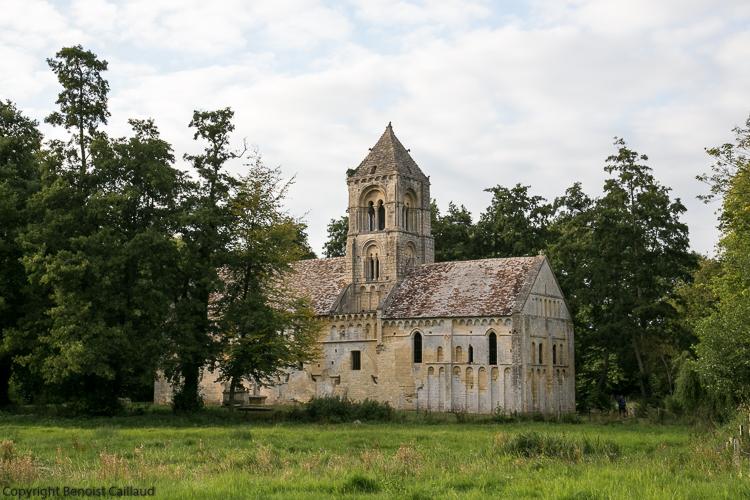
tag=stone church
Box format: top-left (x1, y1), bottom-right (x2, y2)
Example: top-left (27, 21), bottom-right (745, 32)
top-left (155, 124), bottom-right (575, 414)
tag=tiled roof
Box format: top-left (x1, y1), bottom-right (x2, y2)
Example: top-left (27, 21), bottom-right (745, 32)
top-left (288, 257), bottom-right (349, 315)
top-left (353, 123), bottom-right (426, 179)
top-left (382, 256), bottom-right (544, 319)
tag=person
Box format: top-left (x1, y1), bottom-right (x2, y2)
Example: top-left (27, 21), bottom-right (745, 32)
top-left (616, 395), bottom-right (627, 417)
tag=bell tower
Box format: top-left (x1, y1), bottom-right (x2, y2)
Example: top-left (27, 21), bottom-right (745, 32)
top-left (341, 123), bottom-right (434, 313)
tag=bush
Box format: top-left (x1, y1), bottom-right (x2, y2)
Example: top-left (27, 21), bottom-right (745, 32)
top-left (339, 473), bottom-right (380, 493)
top-left (294, 396), bottom-right (393, 423)
top-left (496, 431), bottom-right (620, 461)
top-left (492, 407), bottom-right (581, 424)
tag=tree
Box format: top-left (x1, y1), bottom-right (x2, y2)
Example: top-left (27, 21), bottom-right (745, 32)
top-left (82, 119), bottom-right (185, 401)
top-left (12, 47), bottom-right (185, 413)
top-left (166, 108), bottom-right (240, 412)
top-left (294, 223), bottom-right (318, 260)
top-left (431, 201), bottom-right (475, 262)
top-left (586, 138), bottom-right (694, 400)
top-left (694, 116), bottom-right (750, 405)
top-left (217, 157), bottom-right (319, 405)
top-left (11, 46), bottom-right (116, 411)
top-left (322, 215), bottom-right (348, 258)
top-left (0, 101), bottom-right (41, 406)
top-left (473, 184), bottom-right (553, 258)
top-left (45, 45), bottom-right (109, 176)
top-left (545, 183), bottom-right (607, 409)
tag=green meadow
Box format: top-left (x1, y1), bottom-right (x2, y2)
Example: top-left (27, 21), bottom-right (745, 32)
top-left (1, 410), bottom-right (748, 499)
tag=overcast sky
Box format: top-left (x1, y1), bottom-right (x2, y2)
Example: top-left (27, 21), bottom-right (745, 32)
top-left (3, 0), bottom-right (749, 256)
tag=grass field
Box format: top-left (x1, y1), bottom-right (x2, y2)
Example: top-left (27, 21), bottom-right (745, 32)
top-left (1, 409), bottom-right (748, 499)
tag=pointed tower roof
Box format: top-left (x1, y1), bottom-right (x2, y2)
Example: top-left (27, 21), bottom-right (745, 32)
top-left (352, 123), bottom-right (426, 179)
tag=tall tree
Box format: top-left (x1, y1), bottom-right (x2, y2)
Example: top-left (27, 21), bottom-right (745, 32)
top-left (84, 119), bottom-right (185, 401)
top-left (694, 116), bottom-right (750, 405)
top-left (166, 108), bottom-right (239, 412)
top-left (13, 47), bottom-right (185, 412)
top-left (0, 101), bottom-right (41, 406)
top-left (545, 183), bottom-right (608, 408)
top-left (322, 215), bottom-right (348, 258)
top-left (431, 201), bottom-right (475, 262)
top-left (473, 184), bottom-right (553, 258)
top-left (217, 158), bottom-right (319, 405)
top-left (11, 46), bottom-right (114, 411)
top-left (587, 138), bottom-right (694, 400)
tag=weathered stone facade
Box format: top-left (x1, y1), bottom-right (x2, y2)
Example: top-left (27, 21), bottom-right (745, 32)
top-left (155, 124), bottom-right (575, 414)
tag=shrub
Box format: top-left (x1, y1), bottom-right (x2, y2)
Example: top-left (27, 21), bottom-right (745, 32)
top-left (496, 432), bottom-right (620, 461)
top-left (297, 396), bottom-right (393, 423)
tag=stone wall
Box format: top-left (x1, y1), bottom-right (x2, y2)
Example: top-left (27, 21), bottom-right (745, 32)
top-left (153, 261), bottom-right (576, 414)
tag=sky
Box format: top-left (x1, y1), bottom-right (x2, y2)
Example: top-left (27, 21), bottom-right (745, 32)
top-left (2, 0), bottom-right (749, 257)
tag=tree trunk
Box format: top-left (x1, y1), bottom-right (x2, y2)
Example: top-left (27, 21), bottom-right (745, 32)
top-left (174, 363), bottom-right (202, 412)
top-left (632, 336), bottom-right (648, 399)
top-left (0, 357), bottom-right (11, 407)
top-left (228, 377), bottom-right (237, 411)
top-left (660, 354), bottom-right (674, 394)
top-left (597, 351), bottom-right (609, 393)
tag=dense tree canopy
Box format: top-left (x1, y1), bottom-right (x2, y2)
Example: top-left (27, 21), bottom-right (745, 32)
top-left (693, 117), bottom-right (750, 406)
top-left (0, 101), bottom-right (42, 406)
top-left (431, 201), bottom-right (475, 262)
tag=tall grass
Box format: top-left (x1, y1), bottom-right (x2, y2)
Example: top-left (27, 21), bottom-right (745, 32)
top-left (495, 431), bottom-right (621, 461)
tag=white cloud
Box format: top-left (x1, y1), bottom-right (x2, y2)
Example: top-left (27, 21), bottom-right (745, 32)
top-left (5, 0), bottom-right (750, 255)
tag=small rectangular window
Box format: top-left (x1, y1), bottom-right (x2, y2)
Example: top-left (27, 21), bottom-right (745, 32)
top-left (351, 350), bottom-right (361, 370)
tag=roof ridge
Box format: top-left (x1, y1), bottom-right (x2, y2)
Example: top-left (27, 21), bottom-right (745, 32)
top-left (417, 255), bottom-right (544, 267)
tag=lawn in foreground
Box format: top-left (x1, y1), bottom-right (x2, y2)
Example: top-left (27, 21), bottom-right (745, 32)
top-left (1, 411), bottom-right (748, 499)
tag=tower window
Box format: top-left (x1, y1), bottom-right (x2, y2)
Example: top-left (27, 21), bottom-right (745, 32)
top-left (351, 350), bottom-right (361, 370)
top-left (489, 332), bottom-right (497, 365)
top-left (403, 204), bottom-right (409, 231)
top-left (553, 344), bottom-right (557, 365)
top-left (366, 251), bottom-right (379, 281)
top-left (468, 345), bottom-right (474, 364)
top-left (368, 202), bottom-right (375, 231)
top-left (413, 332), bottom-right (422, 363)
top-left (377, 201), bottom-right (385, 230)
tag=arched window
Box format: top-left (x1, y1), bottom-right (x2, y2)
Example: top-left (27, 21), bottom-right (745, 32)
top-left (468, 345), bottom-right (474, 364)
top-left (552, 344), bottom-right (557, 365)
top-left (456, 346), bottom-right (463, 363)
top-left (377, 200), bottom-right (385, 230)
top-left (367, 201), bottom-right (375, 231)
top-left (488, 332), bottom-right (497, 365)
top-left (538, 342), bottom-right (543, 364)
top-left (531, 342), bottom-right (536, 364)
top-left (437, 346), bottom-right (443, 362)
top-left (413, 332), bottom-right (422, 363)
top-left (365, 249), bottom-right (379, 281)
